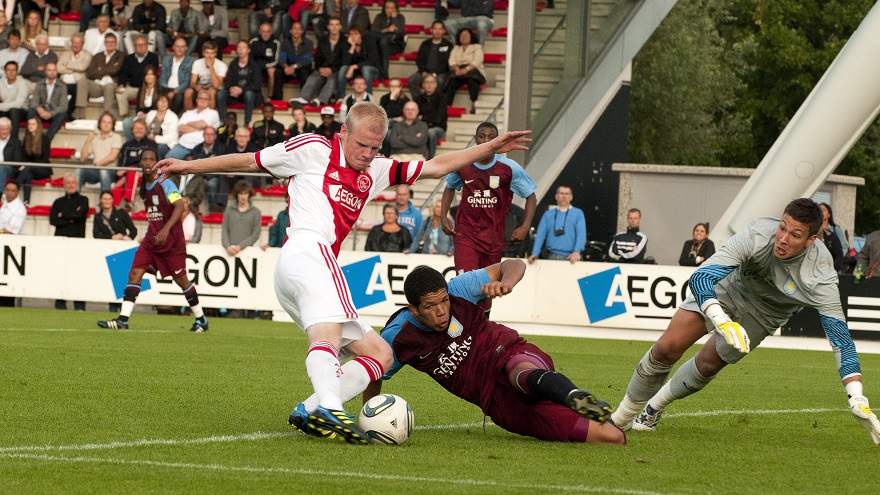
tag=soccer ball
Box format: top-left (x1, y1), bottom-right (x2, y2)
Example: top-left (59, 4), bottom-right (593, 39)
top-left (359, 394), bottom-right (414, 445)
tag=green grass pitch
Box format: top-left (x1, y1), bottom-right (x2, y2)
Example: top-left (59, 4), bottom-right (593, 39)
top-left (1, 308), bottom-right (878, 494)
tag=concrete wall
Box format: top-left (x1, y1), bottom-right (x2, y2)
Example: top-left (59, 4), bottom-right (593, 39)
top-left (612, 163), bottom-right (864, 265)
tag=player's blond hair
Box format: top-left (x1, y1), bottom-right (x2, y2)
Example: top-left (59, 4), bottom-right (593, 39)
top-left (345, 102), bottom-right (389, 136)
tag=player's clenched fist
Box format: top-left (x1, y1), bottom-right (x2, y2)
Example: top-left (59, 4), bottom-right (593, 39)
top-left (481, 281), bottom-right (513, 299)
top-left (849, 395), bottom-right (880, 445)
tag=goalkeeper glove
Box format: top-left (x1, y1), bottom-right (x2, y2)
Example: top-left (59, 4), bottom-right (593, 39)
top-left (849, 395), bottom-right (880, 445)
top-left (704, 303), bottom-right (750, 354)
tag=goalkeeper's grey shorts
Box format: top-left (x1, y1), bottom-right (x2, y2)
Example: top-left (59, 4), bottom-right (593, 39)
top-left (680, 296), bottom-right (773, 364)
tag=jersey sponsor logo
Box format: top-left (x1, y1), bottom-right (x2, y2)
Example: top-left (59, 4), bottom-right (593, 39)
top-left (328, 184), bottom-right (365, 212)
top-left (578, 266), bottom-right (692, 323)
top-left (432, 336), bottom-right (472, 378)
top-left (357, 174), bottom-right (371, 192)
top-left (489, 175), bottom-right (500, 189)
top-left (329, 170), bottom-right (340, 181)
top-left (447, 316), bottom-right (463, 338)
top-left (783, 276), bottom-right (798, 295)
top-left (466, 188), bottom-right (498, 208)
top-left (146, 205), bottom-right (165, 222)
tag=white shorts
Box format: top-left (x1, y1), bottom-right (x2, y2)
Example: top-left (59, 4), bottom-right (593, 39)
top-left (274, 233), bottom-right (373, 345)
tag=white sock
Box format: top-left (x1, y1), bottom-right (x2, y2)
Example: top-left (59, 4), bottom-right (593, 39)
top-left (651, 357), bottom-right (715, 410)
top-left (305, 341), bottom-right (343, 411)
top-left (191, 304), bottom-right (204, 319)
top-left (610, 393), bottom-right (647, 426)
top-left (120, 301), bottom-right (135, 318)
top-left (301, 356), bottom-right (384, 413)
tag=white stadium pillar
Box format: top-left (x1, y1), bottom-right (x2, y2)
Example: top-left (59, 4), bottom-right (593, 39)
top-left (713, 2), bottom-right (880, 243)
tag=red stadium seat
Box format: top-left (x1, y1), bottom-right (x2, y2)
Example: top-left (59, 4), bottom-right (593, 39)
top-left (59, 12), bottom-right (80, 21)
top-left (409, 0), bottom-right (434, 7)
top-left (491, 27), bottom-right (507, 37)
top-left (256, 185), bottom-right (287, 196)
top-left (484, 53), bottom-right (506, 64)
top-left (405, 24), bottom-right (425, 34)
top-left (50, 177), bottom-right (64, 186)
top-left (222, 44), bottom-right (236, 54)
top-left (447, 106), bottom-right (466, 118)
top-left (49, 148), bottom-right (76, 159)
top-left (261, 215), bottom-right (273, 226)
top-left (202, 213), bottom-right (224, 224)
top-left (388, 53), bottom-right (402, 61)
top-left (229, 21), bottom-right (239, 28)
top-left (130, 210), bottom-right (147, 221)
top-left (403, 52), bottom-right (418, 61)
top-left (26, 205), bottom-right (52, 216)
top-left (269, 100), bottom-right (289, 111)
top-left (494, 1), bottom-right (509, 9)
top-left (226, 103), bottom-right (245, 109)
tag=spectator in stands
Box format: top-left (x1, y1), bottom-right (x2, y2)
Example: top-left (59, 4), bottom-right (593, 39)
top-left (78, 111), bottom-right (122, 192)
top-left (191, 125), bottom-right (224, 159)
top-left (818, 204), bottom-right (844, 272)
top-left (0, 61), bottom-right (27, 131)
top-left (195, 0), bottom-right (228, 56)
top-left (57, 33), bottom-right (92, 121)
top-left (116, 36), bottom-right (160, 119)
top-left (447, 28), bottom-right (485, 114)
top-left (0, 180), bottom-right (26, 234)
top-left (218, 40), bottom-right (262, 126)
top-left (292, 16), bottom-right (343, 107)
top-left (338, 75), bottom-right (374, 121)
top-left (315, 105), bottom-right (340, 139)
top-left (93, 189), bottom-right (137, 240)
top-left (23, 0), bottom-right (59, 31)
top-left (365, 203), bottom-right (412, 253)
top-left (339, 0), bottom-right (368, 35)
top-left (263, 181), bottom-right (288, 249)
top-left (167, 0), bottom-right (204, 55)
top-left (0, 12), bottom-right (9, 51)
top-left (167, 90), bottom-right (221, 159)
top-left (207, 126), bottom-right (257, 212)
top-left (115, 118), bottom-right (157, 207)
top-left (371, 0), bottom-right (404, 79)
top-left (677, 222), bottom-right (715, 267)
top-left (443, 0), bottom-right (493, 48)
top-left (80, 0), bottom-right (110, 33)
top-left (379, 77), bottom-right (407, 155)
top-left (301, 0), bottom-right (339, 39)
top-left (181, 195), bottom-right (202, 243)
top-left (414, 199), bottom-right (454, 256)
top-left (122, 65), bottom-right (163, 139)
top-left (217, 111), bottom-right (237, 148)
top-left (27, 61), bottom-right (67, 141)
top-left (84, 14), bottom-right (121, 55)
top-left (0, 30), bottom-right (29, 75)
top-left (20, 34), bottom-right (56, 90)
top-left (279, 20), bottom-right (313, 94)
top-left (249, 22), bottom-right (281, 101)
top-left (338, 27), bottom-right (379, 97)
top-left (127, 0), bottom-right (167, 54)
top-left (227, 0), bottom-right (255, 48)
top-left (607, 208), bottom-right (648, 264)
top-left (108, 0), bottom-right (133, 36)
top-left (160, 36), bottom-right (194, 113)
top-left (250, 101), bottom-right (285, 149)
top-left (21, 10), bottom-right (46, 52)
top-left (394, 183), bottom-right (422, 253)
top-left (413, 73), bottom-right (446, 159)
top-left (74, 33), bottom-right (124, 119)
top-left (250, 0), bottom-right (291, 40)
top-left (222, 178), bottom-right (262, 257)
top-left (145, 93), bottom-right (179, 158)
top-left (186, 124), bottom-right (223, 209)
top-left (389, 100), bottom-right (428, 163)
top-left (286, 102), bottom-right (316, 138)
top-left (17, 116), bottom-right (52, 205)
top-left (50, 174), bottom-right (89, 310)
top-left (0, 117), bottom-right (23, 189)
top-left (529, 185), bottom-right (587, 264)
top-left (184, 40), bottom-right (226, 111)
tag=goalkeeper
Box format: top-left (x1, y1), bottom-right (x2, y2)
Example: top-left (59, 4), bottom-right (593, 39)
top-left (611, 198), bottom-right (880, 445)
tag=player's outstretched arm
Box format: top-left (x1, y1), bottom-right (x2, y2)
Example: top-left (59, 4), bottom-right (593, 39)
top-left (481, 259), bottom-right (526, 299)
top-left (419, 130), bottom-right (532, 179)
top-left (154, 153), bottom-right (260, 178)
top-left (846, 378), bottom-right (880, 445)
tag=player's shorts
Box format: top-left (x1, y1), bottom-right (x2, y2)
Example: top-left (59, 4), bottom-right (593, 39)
top-left (453, 241), bottom-right (504, 275)
top-left (274, 233), bottom-right (372, 343)
top-left (131, 239), bottom-right (187, 279)
top-left (680, 296), bottom-right (773, 364)
top-left (485, 343), bottom-right (586, 442)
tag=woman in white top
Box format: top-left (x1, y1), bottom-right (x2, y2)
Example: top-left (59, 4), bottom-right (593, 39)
top-left (145, 94), bottom-right (180, 158)
top-left (446, 28), bottom-right (486, 114)
top-left (78, 111), bottom-right (123, 192)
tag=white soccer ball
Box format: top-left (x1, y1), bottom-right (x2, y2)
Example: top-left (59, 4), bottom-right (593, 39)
top-left (359, 394), bottom-right (414, 445)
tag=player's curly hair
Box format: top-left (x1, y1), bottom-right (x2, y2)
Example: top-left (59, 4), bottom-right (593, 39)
top-left (404, 266), bottom-right (448, 307)
top-left (783, 198), bottom-right (823, 236)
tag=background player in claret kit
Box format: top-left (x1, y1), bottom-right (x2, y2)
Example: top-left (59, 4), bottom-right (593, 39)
top-left (364, 261), bottom-right (625, 445)
top-left (98, 149), bottom-right (209, 332)
top-left (610, 199), bottom-right (880, 444)
top-left (154, 102), bottom-right (531, 444)
top-left (440, 122), bottom-right (537, 312)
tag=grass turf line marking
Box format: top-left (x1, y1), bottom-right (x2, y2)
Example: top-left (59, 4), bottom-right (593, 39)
top-left (0, 408), bottom-right (841, 454)
top-left (0, 327), bottom-right (178, 334)
top-left (0, 453), bottom-right (678, 495)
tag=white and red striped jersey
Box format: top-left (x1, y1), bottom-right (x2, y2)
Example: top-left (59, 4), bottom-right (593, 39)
top-left (255, 133), bottom-right (424, 256)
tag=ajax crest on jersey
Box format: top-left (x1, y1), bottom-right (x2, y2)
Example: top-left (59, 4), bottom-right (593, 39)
top-left (359, 394), bottom-right (414, 445)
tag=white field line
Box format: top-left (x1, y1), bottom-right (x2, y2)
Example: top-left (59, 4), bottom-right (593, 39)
top-left (0, 408), bottom-right (842, 455)
top-left (0, 452), bottom-right (678, 495)
top-left (0, 327), bottom-right (179, 334)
